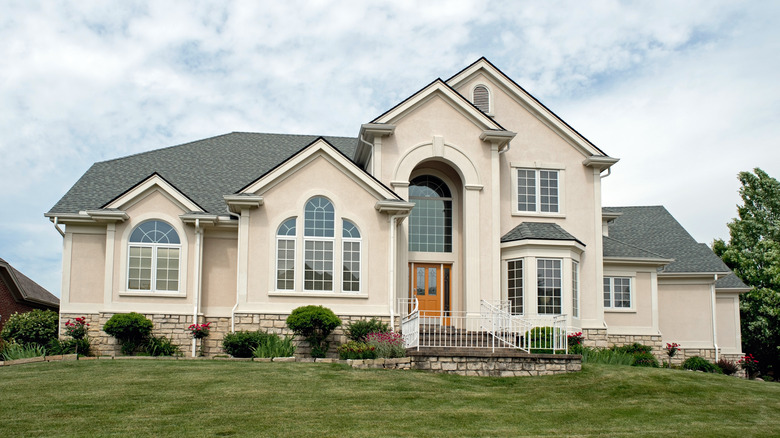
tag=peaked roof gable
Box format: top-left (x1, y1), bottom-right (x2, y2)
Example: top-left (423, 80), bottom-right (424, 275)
top-left (371, 78), bottom-right (505, 131)
top-left (447, 57), bottom-right (609, 158)
top-left (239, 137), bottom-right (402, 201)
top-left (0, 258), bottom-right (59, 308)
top-left (104, 172), bottom-right (205, 213)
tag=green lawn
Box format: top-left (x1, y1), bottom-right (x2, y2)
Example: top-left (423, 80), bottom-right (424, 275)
top-left (1, 360), bottom-right (778, 437)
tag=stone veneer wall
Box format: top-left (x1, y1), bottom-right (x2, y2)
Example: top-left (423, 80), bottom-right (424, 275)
top-left (60, 313), bottom-right (391, 358)
top-left (405, 348), bottom-right (581, 377)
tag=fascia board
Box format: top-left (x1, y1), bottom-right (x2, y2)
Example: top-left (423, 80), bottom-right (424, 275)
top-left (603, 256), bottom-right (673, 267)
top-left (500, 238), bottom-right (586, 253)
top-left (104, 173), bottom-right (203, 213)
top-left (372, 80), bottom-right (502, 131)
top-left (240, 139), bottom-right (400, 202)
top-left (447, 59), bottom-right (608, 158)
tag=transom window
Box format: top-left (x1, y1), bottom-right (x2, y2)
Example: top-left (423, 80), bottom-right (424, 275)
top-left (517, 169), bottom-right (559, 213)
top-left (604, 277), bottom-right (632, 309)
top-left (409, 175), bottom-right (452, 252)
top-left (537, 258), bottom-right (562, 314)
top-left (275, 197), bottom-right (361, 293)
top-left (127, 220), bottom-right (180, 292)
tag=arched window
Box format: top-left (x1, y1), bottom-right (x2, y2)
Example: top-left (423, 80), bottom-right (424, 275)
top-left (342, 219), bottom-right (361, 292)
top-left (409, 175), bottom-right (452, 252)
top-left (473, 85), bottom-right (490, 113)
top-left (276, 218), bottom-right (296, 290)
top-left (304, 197), bottom-right (335, 291)
top-left (127, 220), bottom-right (180, 292)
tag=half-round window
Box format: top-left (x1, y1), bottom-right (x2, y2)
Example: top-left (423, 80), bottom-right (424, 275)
top-left (127, 220), bottom-right (181, 292)
top-left (409, 175), bottom-right (452, 253)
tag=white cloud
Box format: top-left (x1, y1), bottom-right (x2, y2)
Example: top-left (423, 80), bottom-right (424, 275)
top-left (0, 0), bottom-right (777, 294)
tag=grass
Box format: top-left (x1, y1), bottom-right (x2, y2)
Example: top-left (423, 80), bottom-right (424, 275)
top-left (1, 360), bottom-right (779, 437)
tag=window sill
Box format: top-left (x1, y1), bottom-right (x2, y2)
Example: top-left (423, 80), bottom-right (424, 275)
top-left (511, 211), bottom-right (565, 218)
top-left (268, 291), bottom-right (369, 299)
top-left (119, 291), bottom-right (186, 298)
top-left (604, 308), bottom-right (636, 313)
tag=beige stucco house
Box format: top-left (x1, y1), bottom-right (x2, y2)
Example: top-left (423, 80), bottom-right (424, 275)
top-left (46, 58), bottom-right (746, 361)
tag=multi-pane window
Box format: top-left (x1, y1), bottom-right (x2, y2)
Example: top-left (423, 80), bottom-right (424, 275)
top-left (342, 220), bottom-right (361, 292)
top-left (409, 175), bottom-right (452, 252)
top-left (276, 218), bottom-right (296, 290)
top-left (516, 169), bottom-right (559, 213)
top-left (277, 198), bottom-right (361, 293)
top-left (537, 258), bottom-right (562, 314)
top-left (604, 277), bottom-right (632, 309)
top-left (127, 220), bottom-right (180, 292)
top-left (507, 259), bottom-right (523, 314)
top-left (572, 261), bottom-right (579, 318)
top-left (304, 197), bottom-right (335, 291)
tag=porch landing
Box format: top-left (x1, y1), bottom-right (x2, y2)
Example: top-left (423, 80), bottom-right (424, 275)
top-left (405, 347), bottom-right (582, 377)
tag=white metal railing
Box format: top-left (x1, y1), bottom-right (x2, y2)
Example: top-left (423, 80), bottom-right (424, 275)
top-left (400, 297), bottom-right (420, 350)
top-left (398, 299), bottom-right (569, 353)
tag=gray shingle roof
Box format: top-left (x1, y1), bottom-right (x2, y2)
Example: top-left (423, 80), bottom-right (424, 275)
top-left (0, 258), bottom-right (60, 308)
top-left (603, 206), bottom-right (730, 273)
top-left (501, 222), bottom-right (584, 245)
top-left (603, 235), bottom-right (667, 260)
top-left (715, 273), bottom-right (750, 289)
top-left (48, 132), bottom-right (359, 215)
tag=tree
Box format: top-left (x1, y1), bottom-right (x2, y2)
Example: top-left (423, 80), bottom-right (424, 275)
top-left (713, 168), bottom-right (780, 377)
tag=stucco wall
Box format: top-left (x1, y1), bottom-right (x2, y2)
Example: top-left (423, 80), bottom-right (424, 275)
top-left (658, 281), bottom-right (714, 348)
top-left (68, 231), bottom-right (106, 304)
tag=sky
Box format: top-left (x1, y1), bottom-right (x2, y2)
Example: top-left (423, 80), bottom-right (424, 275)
top-left (1, 1), bottom-right (778, 297)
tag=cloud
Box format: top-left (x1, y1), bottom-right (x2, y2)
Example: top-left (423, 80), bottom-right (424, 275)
top-left (0, 0), bottom-right (777, 294)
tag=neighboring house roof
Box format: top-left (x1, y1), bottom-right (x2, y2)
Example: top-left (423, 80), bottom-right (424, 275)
top-left (0, 258), bottom-right (60, 309)
top-left (501, 222), bottom-right (584, 246)
top-left (47, 132), bottom-right (358, 216)
top-left (715, 273), bottom-right (750, 290)
top-left (603, 206), bottom-right (731, 274)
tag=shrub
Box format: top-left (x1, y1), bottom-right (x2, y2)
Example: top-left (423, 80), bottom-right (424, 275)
top-left (345, 318), bottom-right (390, 342)
top-left (580, 347), bottom-right (634, 365)
top-left (682, 356), bottom-right (721, 373)
top-left (338, 341), bottom-right (377, 360)
top-left (47, 338), bottom-right (91, 356)
top-left (567, 332), bottom-right (584, 354)
top-left (366, 331), bottom-right (406, 358)
top-left (102, 313), bottom-right (154, 355)
top-left (145, 335), bottom-right (181, 356)
top-left (1, 342), bottom-right (46, 361)
top-left (0, 310), bottom-right (59, 347)
top-left (612, 342), bottom-right (653, 355)
top-left (286, 306), bottom-right (341, 358)
top-left (631, 352), bottom-right (660, 367)
top-left (738, 354), bottom-right (760, 378)
top-left (222, 330), bottom-right (269, 358)
top-left (252, 333), bottom-right (296, 358)
top-left (64, 317), bottom-right (90, 340)
top-left (717, 359), bottom-right (739, 376)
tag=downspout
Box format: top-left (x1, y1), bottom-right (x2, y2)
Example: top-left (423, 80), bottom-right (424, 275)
top-left (359, 134), bottom-right (374, 175)
top-left (192, 219), bottom-right (202, 357)
top-left (52, 217), bottom-right (65, 237)
top-left (711, 274), bottom-right (719, 362)
top-left (229, 211), bottom-right (240, 333)
top-left (498, 141), bottom-right (511, 155)
top-left (600, 167), bottom-right (612, 179)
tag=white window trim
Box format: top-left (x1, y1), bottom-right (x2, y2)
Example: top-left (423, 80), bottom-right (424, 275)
top-left (603, 276), bottom-right (635, 312)
top-left (510, 164), bottom-right (565, 217)
top-left (119, 216), bottom-right (187, 298)
top-left (572, 260), bottom-right (579, 319)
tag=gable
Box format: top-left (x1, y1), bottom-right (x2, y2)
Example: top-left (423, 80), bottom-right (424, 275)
top-left (447, 58), bottom-right (609, 158)
top-left (239, 138), bottom-right (401, 202)
top-left (105, 173), bottom-right (203, 213)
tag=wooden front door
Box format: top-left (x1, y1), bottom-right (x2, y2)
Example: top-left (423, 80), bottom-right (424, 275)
top-left (410, 263), bottom-right (452, 323)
